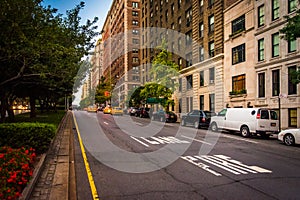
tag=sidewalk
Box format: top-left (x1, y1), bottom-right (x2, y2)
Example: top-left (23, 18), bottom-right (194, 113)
top-left (20, 111), bottom-right (76, 200)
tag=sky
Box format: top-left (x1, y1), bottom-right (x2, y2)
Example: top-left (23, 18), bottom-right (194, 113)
top-left (41, 0), bottom-right (113, 105)
top-left (42, 0), bottom-right (112, 34)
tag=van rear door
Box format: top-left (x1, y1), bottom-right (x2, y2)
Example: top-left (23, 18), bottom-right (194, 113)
top-left (269, 110), bottom-right (279, 133)
top-left (257, 109), bottom-right (278, 133)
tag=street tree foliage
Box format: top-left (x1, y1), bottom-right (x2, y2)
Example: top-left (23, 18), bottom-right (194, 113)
top-left (94, 76), bottom-right (111, 105)
top-left (0, 0), bottom-right (98, 121)
top-left (140, 40), bottom-right (179, 109)
top-left (280, 1), bottom-right (300, 84)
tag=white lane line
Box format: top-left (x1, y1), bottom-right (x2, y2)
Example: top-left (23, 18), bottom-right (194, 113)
top-left (104, 122), bottom-right (109, 125)
top-left (181, 135), bottom-right (212, 145)
top-left (135, 122), bottom-right (143, 126)
top-left (130, 136), bottom-right (149, 147)
top-left (220, 134), bottom-right (258, 144)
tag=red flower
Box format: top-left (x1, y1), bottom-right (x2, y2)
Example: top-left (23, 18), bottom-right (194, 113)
top-left (0, 153), bottom-right (4, 159)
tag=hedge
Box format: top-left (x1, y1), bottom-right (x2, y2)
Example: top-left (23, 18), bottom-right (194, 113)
top-left (0, 123), bottom-right (56, 154)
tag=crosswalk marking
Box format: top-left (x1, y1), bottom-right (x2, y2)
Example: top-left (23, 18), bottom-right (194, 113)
top-left (181, 154), bottom-right (272, 176)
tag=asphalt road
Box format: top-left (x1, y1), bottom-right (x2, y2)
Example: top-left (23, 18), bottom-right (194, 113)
top-left (73, 110), bottom-right (300, 200)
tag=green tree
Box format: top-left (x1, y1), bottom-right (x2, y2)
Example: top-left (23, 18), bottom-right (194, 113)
top-left (140, 40), bottom-right (179, 109)
top-left (280, 1), bottom-right (300, 84)
top-left (0, 0), bottom-right (98, 121)
top-left (95, 76), bottom-right (111, 105)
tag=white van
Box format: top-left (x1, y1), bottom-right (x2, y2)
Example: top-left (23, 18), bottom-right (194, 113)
top-left (210, 108), bottom-right (279, 138)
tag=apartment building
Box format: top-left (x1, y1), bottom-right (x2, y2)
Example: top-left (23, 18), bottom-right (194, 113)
top-left (254, 0), bottom-right (300, 128)
top-left (224, 0), bottom-right (256, 108)
top-left (101, 0), bottom-right (141, 108)
top-left (90, 39), bottom-right (104, 90)
top-left (141, 0), bottom-right (224, 114)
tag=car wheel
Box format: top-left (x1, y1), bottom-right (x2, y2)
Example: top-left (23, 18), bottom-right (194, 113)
top-left (194, 121), bottom-right (199, 129)
top-left (210, 122), bottom-right (218, 132)
top-left (240, 126), bottom-right (250, 137)
top-left (283, 134), bottom-right (295, 146)
top-left (181, 119), bottom-right (186, 126)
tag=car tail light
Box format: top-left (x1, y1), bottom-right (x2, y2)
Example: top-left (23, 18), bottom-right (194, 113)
top-left (165, 114), bottom-right (169, 118)
top-left (201, 118), bottom-right (206, 122)
top-left (256, 113), bottom-right (261, 119)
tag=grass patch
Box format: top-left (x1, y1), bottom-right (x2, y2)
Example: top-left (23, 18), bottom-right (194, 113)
top-left (14, 110), bottom-right (66, 130)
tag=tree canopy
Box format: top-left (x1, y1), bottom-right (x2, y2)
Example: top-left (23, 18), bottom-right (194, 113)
top-left (0, 0), bottom-right (98, 121)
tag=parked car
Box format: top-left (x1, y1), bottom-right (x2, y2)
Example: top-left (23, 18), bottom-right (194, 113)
top-left (128, 107), bottom-right (139, 116)
top-left (103, 106), bottom-right (112, 114)
top-left (87, 105), bottom-right (97, 113)
top-left (151, 110), bottom-right (177, 123)
top-left (111, 107), bottom-right (123, 115)
top-left (181, 110), bottom-right (215, 129)
top-left (210, 108), bottom-right (279, 137)
top-left (139, 107), bottom-right (150, 118)
top-left (278, 128), bottom-right (300, 146)
top-left (97, 106), bottom-right (104, 112)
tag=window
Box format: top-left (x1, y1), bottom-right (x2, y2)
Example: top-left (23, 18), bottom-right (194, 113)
top-left (199, 95), bottom-right (204, 110)
top-left (288, 0), bottom-right (297, 13)
top-left (132, 20), bottom-right (138, 26)
top-left (186, 52), bottom-right (193, 67)
top-left (288, 66), bottom-right (297, 95)
top-left (179, 98), bottom-right (182, 113)
top-left (288, 39), bottom-right (296, 53)
top-left (132, 48), bottom-right (138, 53)
top-left (209, 15), bottom-right (214, 33)
top-left (178, 17), bottom-right (182, 29)
top-left (178, 58), bottom-right (182, 67)
top-left (171, 23), bottom-right (175, 30)
top-left (132, 29), bottom-right (139, 35)
top-left (258, 39), bottom-right (264, 61)
top-left (186, 31), bottom-right (192, 46)
top-left (232, 43), bottom-right (245, 64)
top-left (132, 11), bottom-right (138, 16)
top-left (288, 108), bottom-right (297, 127)
top-left (171, 4), bottom-right (175, 15)
top-left (190, 97), bottom-right (193, 111)
top-left (200, 71), bottom-right (204, 86)
top-left (260, 110), bottom-right (269, 119)
top-left (178, 0), bottom-right (181, 9)
top-left (178, 37), bottom-right (182, 50)
top-left (179, 78), bottom-right (182, 92)
top-left (258, 5), bottom-right (265, 27)
top-left (133, 39), bottom-right (139, 44)
top-left (209, 94), bottom-right (215, 112)
top-left (199, 0), bottom-right (203, 12)
top-left (272, 33), bottom-right (280, 57)
top-left (272, 69), bottom-right (280, 96)
top-left (208, 0), bottom-right (214, 7)
top-left (258, 73), bottom-right (265, 98)
top-left (186, 75), bottom-right (193, 90)
top-left (272, 0), bottom-right (279, 20)
top-left (186, 8), bottom-right (192, 27)
top-left (132, 2), bottom-right (138, 8)
top-left (132, 57), bottom-right (139, 63)
top-left (209, 67), bottom-right (215, 84)
top-left (209, 41), bottom-right (214, 57)
top-left (166, 10), bottom-right (168, 21)
top-left (232, 15), bottom-right (245, 34)
top-left (232, 74), bottom-right (246, 92)
top-left (199, 23), bottom-right (204, 38)
top-left (199, 46), bottom-right (204, 61)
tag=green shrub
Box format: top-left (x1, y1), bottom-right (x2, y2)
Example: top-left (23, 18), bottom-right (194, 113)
top-left (0, 123), bottom-right (56, 154)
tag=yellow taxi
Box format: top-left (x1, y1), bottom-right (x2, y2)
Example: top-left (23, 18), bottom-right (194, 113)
top-left (87, 105), bottom-right (97, 112)
top-left (103, 106), bottom-right (112, 114)
top-left (111, 107), bottom-right (123, 115)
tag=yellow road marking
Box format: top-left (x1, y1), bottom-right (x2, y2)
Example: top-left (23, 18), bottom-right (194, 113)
top-left (73, 112), bottom-right (99, 200)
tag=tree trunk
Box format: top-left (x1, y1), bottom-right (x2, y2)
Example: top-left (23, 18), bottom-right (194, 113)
top-left (7, 98), bottom-right (15, 122)
top-left (0, 97), bottom-right (6, 123)
top-left (30, 96), bottom-right (36, 118)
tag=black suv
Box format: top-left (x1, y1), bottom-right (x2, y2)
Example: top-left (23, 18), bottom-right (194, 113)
top-left (139, 107), bottom-right (150, 118)
top-left (181, 110), bottom-right (216, 129)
